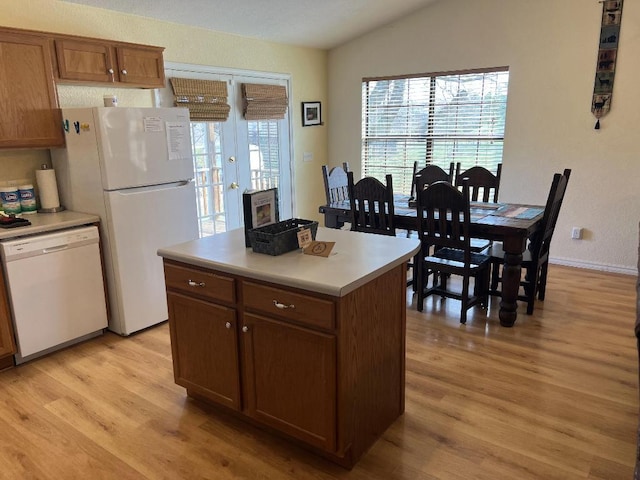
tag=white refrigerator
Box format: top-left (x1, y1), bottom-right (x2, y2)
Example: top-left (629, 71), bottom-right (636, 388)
top-left (52, 107), bottom-right (199, 335)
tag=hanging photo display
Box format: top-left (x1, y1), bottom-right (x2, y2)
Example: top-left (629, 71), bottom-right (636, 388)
top-left (592, 0), bottom-right (623, 129)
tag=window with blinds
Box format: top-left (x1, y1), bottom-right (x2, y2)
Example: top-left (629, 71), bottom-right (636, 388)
top-left (361, 68), bottom-right (509, 195)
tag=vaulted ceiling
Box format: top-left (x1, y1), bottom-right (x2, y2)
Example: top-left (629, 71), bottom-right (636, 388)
top-left (59, 0), bottom-right (440, 49)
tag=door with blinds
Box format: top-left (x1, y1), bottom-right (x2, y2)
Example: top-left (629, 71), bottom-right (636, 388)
top-left (156, 63), bottom-right (292, 237)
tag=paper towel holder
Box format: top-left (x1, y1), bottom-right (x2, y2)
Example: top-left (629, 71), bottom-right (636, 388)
top-left (38, 206), bottom-right (66, 213)
top-left (37, 164), bottom-right (66, 213)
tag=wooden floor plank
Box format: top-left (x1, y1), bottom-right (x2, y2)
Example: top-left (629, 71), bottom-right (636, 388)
top-left (0, 264), bottom-right (636, 479)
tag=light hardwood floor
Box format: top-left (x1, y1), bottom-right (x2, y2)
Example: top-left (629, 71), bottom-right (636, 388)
top-left (0, 264), bottom-right (636, 479)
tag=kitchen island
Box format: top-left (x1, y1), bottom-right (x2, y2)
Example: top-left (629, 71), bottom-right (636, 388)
top-left (158, 227), bottom-right (419, 468)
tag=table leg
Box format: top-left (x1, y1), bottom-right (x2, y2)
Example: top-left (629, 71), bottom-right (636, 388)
top-left (498, 237), bottom-right (527, 327)
top-left (323, 213), bottom-right (342, 229)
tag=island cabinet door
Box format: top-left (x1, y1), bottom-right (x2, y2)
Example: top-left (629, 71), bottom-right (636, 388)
top-left (241, 313), bottom-right (337, 452)
top-left (167, 292), bottom-right (241, 411)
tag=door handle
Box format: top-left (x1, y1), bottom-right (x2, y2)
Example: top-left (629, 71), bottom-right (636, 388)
top-left (230, 182), bottom-right (239, 189)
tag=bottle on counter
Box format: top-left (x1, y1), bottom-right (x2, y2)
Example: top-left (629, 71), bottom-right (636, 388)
top-left (0, 186), bottom-right (21, 215)
top-left (18, 184), bottom-right (37, 214)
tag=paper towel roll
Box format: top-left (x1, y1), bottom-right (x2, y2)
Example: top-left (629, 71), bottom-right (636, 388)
top-left (36, 167), bottom-right (61, 210)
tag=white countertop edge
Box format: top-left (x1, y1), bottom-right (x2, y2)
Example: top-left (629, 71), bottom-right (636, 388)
top-left (158, 247), bottom-right (418, 297)
top-left (0, 211), bottom-right (101, 240)
top-left (158, 228), bottom-right (420, 298)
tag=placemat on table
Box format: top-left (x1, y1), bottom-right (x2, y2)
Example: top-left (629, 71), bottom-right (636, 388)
top-left (491, 205), bottom-right (544, 219)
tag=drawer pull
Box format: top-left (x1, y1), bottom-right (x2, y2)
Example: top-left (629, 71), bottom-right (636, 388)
top-left (242, 326), bottom-right (249, 333)
top-left (273, 300), bottom-right (295, 310)
top-left (187, 279), bottom-right (206, 287)
top-left (225, 322), bottom-right (232, 329)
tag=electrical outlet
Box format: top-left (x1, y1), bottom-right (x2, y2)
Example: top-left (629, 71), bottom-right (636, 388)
top-left (303, 152), bottom-right (313, 162)
top-left (571, 227), bottom-right (583, 239)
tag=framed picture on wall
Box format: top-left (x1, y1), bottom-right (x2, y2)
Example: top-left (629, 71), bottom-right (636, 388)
top-left (302, 101), bottom-right (322, 126)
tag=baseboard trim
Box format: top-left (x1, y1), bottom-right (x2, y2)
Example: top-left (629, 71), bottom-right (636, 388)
top-left (550, 256), bottom-right (636, 276)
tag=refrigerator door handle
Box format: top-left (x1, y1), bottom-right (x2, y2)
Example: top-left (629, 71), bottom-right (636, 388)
top-left (108, 180), bottom-right (193, 195)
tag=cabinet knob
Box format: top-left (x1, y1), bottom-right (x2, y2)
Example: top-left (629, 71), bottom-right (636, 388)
top-left (242, 326), bottom-right (249, 333)
top-left (121, 69), bottom-right (128, 75)
top-left (107, 68), bottom-right (114, 75)
top-left (187, 279), bottom-right (205, 287)
top-left (273, 300), bottom-right (295, 310)
top-left (230, 182), bottom-right (239, 189)
top-left (225, 322), bottom-right (232, 329)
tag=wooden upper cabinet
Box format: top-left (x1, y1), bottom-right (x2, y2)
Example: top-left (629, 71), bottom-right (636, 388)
top-left (54, 38), bottom-right (165, 88)
top-left (55, 39), bottom-right (115, 83)
top-left (0, 30), bottom-right (63, 149)
top-left (0, 26), bottom-right (165, 150)
top-left (115, 45), bottom-right (165, 87)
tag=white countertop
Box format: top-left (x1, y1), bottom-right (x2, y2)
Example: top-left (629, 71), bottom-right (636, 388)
top-left (0, 210), bottom-right (101, 240)
top-left (157, 227), bottom-right (420, 297)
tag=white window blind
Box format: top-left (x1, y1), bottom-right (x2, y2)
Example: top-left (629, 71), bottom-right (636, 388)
top-left (361, 68), bottom-right (509, 195)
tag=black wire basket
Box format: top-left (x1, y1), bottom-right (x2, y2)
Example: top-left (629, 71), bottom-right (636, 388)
top-left (248, 218), bottom-right (319, 256)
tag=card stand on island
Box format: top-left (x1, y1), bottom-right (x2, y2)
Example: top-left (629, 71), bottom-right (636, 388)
top-left (248, 219), bottom-right (319, 256)
top-left (243, 187), bottom-right (280, 247)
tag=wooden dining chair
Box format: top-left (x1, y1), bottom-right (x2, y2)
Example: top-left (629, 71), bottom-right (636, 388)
top-left (406, 162), bottom-right (456, 288)
top-left (347, 171), bottom-right (396, 236)
top-left (321, 162), bottom-right (350, 205)
top-left (415, 179), bottom-right (491, 323)
top-left (454, 163), bottom-right (502, 202)
top-left (454, 163), bottom-right (502, 252)
top-left (488, 168), bottom-right (571, 314)
top-left (413, 162), bottom-right (455, 196)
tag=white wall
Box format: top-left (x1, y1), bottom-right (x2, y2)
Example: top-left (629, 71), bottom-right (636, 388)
top-left (328, 0), bottom-right (640, 273)
top-left (0, 0), bottom-right (328, 222)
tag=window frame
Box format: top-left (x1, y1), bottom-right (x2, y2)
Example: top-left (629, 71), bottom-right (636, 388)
top-left (361, 66), bottom-right (509, 195)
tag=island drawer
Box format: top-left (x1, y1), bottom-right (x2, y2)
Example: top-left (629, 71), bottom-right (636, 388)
top-left (242, 281), bottom-right (335, 330)
top-left (164, 263), bottom-right (235, 304)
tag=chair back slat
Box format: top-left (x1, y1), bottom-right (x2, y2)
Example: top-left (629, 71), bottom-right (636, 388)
top-left (347, 172), bottom-right (396, 236)
top-left (409, 161), bottom-right (418, 199)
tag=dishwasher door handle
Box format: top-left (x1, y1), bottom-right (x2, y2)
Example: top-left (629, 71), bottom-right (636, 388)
top-left (42, 244), bottom-right (69, 254)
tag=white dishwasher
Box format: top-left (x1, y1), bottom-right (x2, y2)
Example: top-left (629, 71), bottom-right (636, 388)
top-left (0, 226), bottom-right (108, 364)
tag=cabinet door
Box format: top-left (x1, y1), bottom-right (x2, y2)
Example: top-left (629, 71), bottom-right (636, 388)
top-left (115, 45), bottom-right (165, 87)
top-left (242, 313), bottom-right (337, 452)
top-left (0, 31), bottom-right (63, 148)
top-left (167, 292), bottom-right (241, 410)
top-left (55, 39), bottom-right (115, 83)
top-left (0, 267), bottom-right (16, 362)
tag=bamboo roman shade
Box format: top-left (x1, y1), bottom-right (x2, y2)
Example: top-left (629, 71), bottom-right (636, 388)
top-left (170, 77), bottom-right (231, 121)
top-left (241, 83), bottom-right (288, 120)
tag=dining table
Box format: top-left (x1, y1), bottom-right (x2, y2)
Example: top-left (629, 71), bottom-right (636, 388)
top-left (318, 196), bottom-right (545, 327)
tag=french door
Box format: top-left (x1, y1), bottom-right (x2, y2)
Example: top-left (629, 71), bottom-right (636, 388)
top-left (157, 64), bottom-right (293, 237)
